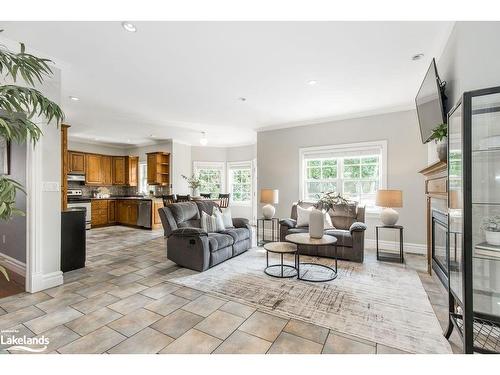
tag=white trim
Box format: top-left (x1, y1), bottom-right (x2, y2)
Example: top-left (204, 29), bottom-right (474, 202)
top-left (0, 252), bottom-right (26, 277)
top-left (298, 140), bottom-right (388, 205)
top-left (193, 161), bottom-right (226, 193)
top-left (365, 239), bottom-right (426, 255)
top-left (29, 271), bottom-right (64, 291)
top-left (227, 160), bottom-right (253, 207)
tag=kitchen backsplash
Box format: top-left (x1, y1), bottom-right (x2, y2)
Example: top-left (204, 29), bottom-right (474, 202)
top-left (68, 182), bottom-right (170, 197)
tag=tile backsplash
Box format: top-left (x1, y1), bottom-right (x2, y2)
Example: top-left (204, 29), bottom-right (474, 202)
top-left (68, 182), bottom-right (169, 197)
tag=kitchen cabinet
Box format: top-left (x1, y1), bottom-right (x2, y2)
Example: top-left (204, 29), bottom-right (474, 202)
top-left (61, 125), bottom-right (70, 210)
top-left (101, 156), bottom-right (113, 185)
top-left (147, 152), bottom-right (170, 185)
top-left (85, 154), bottom-right (102, 185)
top-left (108, 200), bottom-right (116, 223)
top-left (112, 156), bottom-right (126, 185)
top-left (91, 200), bottom-right (109, 227)
top-left (152, 200), bottom-right (163, 228)
top-left (126, 156), bottom-right (139, 187)
top-left (68, 151), bottom-right (85, 174)
top-left (117, 200), bottom-right (138, 226)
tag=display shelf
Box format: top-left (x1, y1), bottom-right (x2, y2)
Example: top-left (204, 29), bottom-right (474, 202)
top-left (452, 313), bottom-right (500, 353)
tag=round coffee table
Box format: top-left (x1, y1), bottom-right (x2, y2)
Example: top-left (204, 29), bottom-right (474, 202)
top-left (263, 242), bottom-right (298, 278)
top-left (285, 233), bottom-right (338, 282)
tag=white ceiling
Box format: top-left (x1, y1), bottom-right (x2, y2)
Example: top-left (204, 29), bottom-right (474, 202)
top-left (0, 21), bottom-right (453, 147)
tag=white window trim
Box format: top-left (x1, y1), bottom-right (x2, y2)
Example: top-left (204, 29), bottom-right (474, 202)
top-left (193, 161), bottom-right (226, 194)
top-left (298, 140), bottom-right (387, 214)
top-left (227, 161), bottom-right (253, 207)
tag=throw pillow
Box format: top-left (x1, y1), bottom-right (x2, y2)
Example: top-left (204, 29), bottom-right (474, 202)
top-left (201, 211), bottom-right (218, 233)
top-left (219, 207), bottom-right (234, 228)
top-left (324, 211), bottom-right (334, 229)
top-left (212, 209), bottom-right (226, 231)
top-left (296, 205), bottom-right (313, 227)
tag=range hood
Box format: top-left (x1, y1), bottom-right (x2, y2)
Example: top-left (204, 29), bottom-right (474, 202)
top-left (67, 174), bottom-right (85, 182)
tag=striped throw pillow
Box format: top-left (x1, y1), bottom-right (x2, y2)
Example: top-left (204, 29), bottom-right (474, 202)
top-left (201, 211), bottom-right (218, 233)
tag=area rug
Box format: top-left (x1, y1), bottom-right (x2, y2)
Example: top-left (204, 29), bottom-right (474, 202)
top-left (167, 247), bottom-right (452, 354)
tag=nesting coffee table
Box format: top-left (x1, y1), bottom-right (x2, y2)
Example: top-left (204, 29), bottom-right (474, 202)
top-left (263, 241), bottom-right (298, 278)
top-left (285, 233), bottom-right (338, 282)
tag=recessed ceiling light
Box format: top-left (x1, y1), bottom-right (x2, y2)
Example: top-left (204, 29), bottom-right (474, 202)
top-left (126, 139), bottom-right (131, 143)
top-left (121, 21), bottom-right (137, 33)
top-left (412, 53), bottom-right (424, 61)
top-left (200, 132), bottom-right (208, 146)
top-left (150, 134), bottom-right (155, 138)
top-left (307, 80), bottom-right (318, 86)
top-left (238, 97), bottom-right (247, 102)
top-left (94, 137), bottom-right (100, 141)
top-left (69, 96), bottom-right (79, 101)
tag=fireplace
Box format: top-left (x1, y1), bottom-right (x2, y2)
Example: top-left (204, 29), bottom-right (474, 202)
top-left (431, 209), bottom-right (448, 286)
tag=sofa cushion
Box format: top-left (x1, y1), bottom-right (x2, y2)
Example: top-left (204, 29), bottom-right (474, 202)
top-left (168, 202), bottom-right (200, 225)
top-left (221, 228), bottom-right (250, 243)
top-left (196, 201), bottom-right (220, 216)
top-left (178, 219), bottom-right (201, 228)
top-left (287, 227), bottom-right (309, 235)
top-left (207, 232), bottom-right (234, 252)
top-left (325, 229), bottom-right (352, 247)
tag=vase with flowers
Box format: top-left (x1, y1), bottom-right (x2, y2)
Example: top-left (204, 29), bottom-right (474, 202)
top-left (182, 174), bottom-right (202, 197)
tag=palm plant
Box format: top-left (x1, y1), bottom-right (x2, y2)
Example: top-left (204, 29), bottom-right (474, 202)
top-left (0, 30), bottom-right (64, 280)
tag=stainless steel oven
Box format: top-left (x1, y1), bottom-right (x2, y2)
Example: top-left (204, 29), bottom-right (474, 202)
top-left (67, 189), bottom-right (91, 229)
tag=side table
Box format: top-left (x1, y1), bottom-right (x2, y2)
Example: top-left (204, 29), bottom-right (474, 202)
top-left (257, 217), bottom-right (279, 246)
top-left (376, 225), bottom-right (404, 263)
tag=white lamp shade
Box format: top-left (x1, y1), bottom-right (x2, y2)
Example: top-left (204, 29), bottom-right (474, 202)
top-left (260, 189), bottom-right (279, 204)
top-left (376, 189), bottom-right (403, 208)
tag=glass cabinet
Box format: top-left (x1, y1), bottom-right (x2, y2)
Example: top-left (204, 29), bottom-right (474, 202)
top-left (446, 86), bottom-right (500, 354)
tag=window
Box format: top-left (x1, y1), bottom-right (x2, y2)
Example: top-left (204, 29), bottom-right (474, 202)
top-left (138, 162), bottom-right (148, 194)
top-left (300, 141), bottom-right (387, 211)
top-left (193, 162), bottom-right (225, 195)
top-left (228, 162), bottom-right (252, 205)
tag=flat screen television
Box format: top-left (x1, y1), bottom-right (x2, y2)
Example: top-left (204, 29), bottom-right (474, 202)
top-left (415, 58), bottom-right (446, 144)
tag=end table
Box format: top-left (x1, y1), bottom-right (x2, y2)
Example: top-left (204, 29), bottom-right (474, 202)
top-left (376, 225), bottom-right (404, 263)
top-left (257, 217), bottom-right (279, 246)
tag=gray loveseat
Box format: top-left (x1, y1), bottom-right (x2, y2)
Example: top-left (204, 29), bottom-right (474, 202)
top-left (280, 201), bottom-right (367, 262)
top-left (158, 200), bottom-right (252, 271)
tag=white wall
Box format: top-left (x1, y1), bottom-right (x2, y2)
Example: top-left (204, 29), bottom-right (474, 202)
top-left (126, 141), bottom-right (172, 163)
top-left (171, 141), bottom-right (192, 194)
top-left (68, 140), bottom-right (127, 156)
top-left (257, 109), bottom-right (428, 247)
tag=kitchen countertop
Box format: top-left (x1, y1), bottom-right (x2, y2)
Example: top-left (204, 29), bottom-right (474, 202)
top-left (87, 196), bottom-right (162, 201)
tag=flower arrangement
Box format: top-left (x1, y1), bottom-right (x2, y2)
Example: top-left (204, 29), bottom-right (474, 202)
top-left (182, 174), bottom-right (202, 190)
top-left (315, 192), bottom-right (355, 213)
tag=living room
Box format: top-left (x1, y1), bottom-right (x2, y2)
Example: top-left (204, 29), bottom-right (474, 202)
top-left (0, 1), bottom-right (499, 373)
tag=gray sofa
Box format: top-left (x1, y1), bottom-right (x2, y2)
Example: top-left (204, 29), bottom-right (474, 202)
top-left (158, 200), bottom-right (252, 271)
top-left (279, 201), bottom-right (367, 262)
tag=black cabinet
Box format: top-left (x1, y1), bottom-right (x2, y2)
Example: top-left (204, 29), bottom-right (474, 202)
top-left (61, 208), bottom-right (86, 272)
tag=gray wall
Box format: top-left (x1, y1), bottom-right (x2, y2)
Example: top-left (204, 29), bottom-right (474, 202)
top-left (171, 141), bottom-right (192, 194)
top-left (0, 142), bottom-right (27, 264)
top-left (257, 109), bottom-right (428, 245)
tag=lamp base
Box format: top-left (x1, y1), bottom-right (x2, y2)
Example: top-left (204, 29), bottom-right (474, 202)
top-left (262, 204), bottom-right (275, 219)
top-left (380, 207), bottom-right (399, 226)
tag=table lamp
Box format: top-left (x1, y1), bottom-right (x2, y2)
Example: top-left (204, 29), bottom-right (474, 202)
top-left (376, 189), bottom-right (403, 226)
top-left (260, 189), bottom-right (279, 219)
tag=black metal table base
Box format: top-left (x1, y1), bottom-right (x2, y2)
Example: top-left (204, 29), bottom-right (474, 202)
top-left (296, 245), bottom-right (338, 282)
top-left (265, 251), bottom-right (298, 278)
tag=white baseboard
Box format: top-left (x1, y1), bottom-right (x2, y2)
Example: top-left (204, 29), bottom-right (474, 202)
top-left (28, 271), bottom-right (63, 293)
top-left (365, 239), bottom-right (426, 255)
top-left (0, 252), bottom-right (26, 277)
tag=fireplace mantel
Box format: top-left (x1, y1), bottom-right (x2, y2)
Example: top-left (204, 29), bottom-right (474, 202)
top-left (419, 160), bottom-right (448, 275)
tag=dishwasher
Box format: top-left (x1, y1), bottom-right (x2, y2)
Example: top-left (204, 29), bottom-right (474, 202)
top-left (137, 200), bottom-right (152, 228)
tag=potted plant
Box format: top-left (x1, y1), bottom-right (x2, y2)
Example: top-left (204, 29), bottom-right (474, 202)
top-left (482, 215), bottom-right (500, 246)
top-left (430, 123), bottom-right (448, 162)
top-left (182, 174), bottom-right (202, 197)
top-left (315, 192), bottom-right (356, 214)
top-left (0, 31), bottom-right (64, 281)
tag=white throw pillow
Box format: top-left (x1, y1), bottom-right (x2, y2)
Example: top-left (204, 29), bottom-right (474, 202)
top-left (296, 205), bottom-right (313, 227)
top-left (212, 209), bottom-right (226, 231)
top-left (296, 204), bottom-right (334, 229)
top-left (219, 207), bottom-right (234, 228)
top-left (201, 211), bottom-right (218, 233)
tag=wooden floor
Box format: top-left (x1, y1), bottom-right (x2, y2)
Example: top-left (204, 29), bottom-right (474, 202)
top-left (0, 270), bottom-right (25, 299)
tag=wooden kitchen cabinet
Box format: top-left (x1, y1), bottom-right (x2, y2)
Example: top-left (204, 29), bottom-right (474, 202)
top-left (112, 156), bottom-right (126, 185)
top-left (101, 156), bottom-right (113, 185)
top-left (91, 200), bottom-right (109, 227)
top-left (85, 154), bottom-right (103, 185)
top-left (126, 156), bottom-right (139, 187)
top-left (108, 200), bottom-right (116, 223)
top-left (116, 200), bottom-right (138, 226)
top-left (68, 151), bottom-right (85, 174)
top-left (147, 152), bottom-right (170, 185)
top-left (152, 200), bottom-right (163, 228)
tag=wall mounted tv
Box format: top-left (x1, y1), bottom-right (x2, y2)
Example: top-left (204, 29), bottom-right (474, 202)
top-left (415, 58), bottom-right (447, 144)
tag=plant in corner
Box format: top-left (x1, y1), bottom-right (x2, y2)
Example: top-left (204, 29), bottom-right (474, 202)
top-left (482, 215), bottom-right (500, 246)
top-left (430, 123), bottom-right (448, 162)
top-left (0, 31), bottom-right (64, 281)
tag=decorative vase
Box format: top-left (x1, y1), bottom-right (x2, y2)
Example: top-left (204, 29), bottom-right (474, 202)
top-left (485, 230), bottom-right (500, 246)
top-left (192, 188), bottom-right (199, 197)
top-left (309, 208), bottom-right (325, 239)
top-left (437, 142), bottom-right (447, 162)
top-left (262, 204), bottom-right (275, 219)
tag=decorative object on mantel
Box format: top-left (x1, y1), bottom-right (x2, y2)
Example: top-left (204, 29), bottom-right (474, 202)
top-left (181, 174), bottom-right (202, 197)
top-left (481, 215), bottom-right (500, 246)
top-left (260, 189), bottom-right (279, 219)
top-left (376, 189), bottom-right (403, 226)
top-left (429, 123), bottom-right (448, 162)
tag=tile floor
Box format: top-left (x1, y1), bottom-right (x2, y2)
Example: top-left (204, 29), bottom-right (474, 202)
top-left (0, 225), bottom-right (460, 354)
